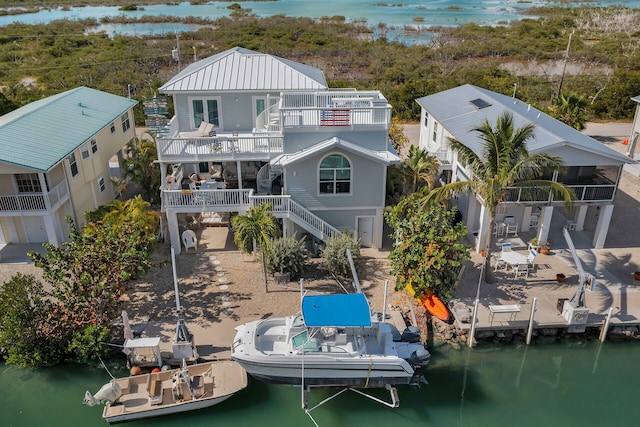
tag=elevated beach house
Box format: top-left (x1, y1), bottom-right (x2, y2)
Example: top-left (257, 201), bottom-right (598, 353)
top-left (0, 87), bottom-right (138, 246)
top-left (157, 47), bottom-right (398, 253)
top-left (416, 84), bottom-right (633, 252)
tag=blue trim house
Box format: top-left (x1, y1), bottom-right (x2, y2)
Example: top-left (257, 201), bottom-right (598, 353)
top-left (157, 47), bottom-right (399, 253)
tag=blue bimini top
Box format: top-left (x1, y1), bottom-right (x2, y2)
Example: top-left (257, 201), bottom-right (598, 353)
top-left (302, 293), bottom-right (372, 327)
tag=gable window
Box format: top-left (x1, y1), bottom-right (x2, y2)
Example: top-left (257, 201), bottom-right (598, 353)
top-left (121, 112), bottom-right (131, 132)
top-left (423, 112), bottom-right (429, 127)
top-left (98, 177), bottom-right (106, 193)
top-left (110, 122), bottom-right (116, 133)
top-left (432, 122), bottom-right (438, 143)
top-left (68, 153), bottom-right (79, 178)
top-left (191, 98), bottom-right (220, 128)
top-left (319, 154), bottom-right (351, 194)
top-left (15, 173), bottom-right (47, 193)
top-left (91, 139), bottom-right (99, 154)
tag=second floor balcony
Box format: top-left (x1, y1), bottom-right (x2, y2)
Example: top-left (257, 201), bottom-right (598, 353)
top-left (0, 178), bottom-right (70, 215)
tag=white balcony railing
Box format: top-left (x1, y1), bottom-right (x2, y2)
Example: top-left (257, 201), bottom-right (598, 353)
top-left (279, 91), bottom-right (391, 130)
top-left (503, 184), bottom-right (616, 203)
top-left (0, 179), bottom-right (69, 213)
top-left (163, 189), bottom-right (340, 241)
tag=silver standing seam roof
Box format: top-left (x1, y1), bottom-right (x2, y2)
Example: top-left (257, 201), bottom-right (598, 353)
top-left (416, 84), bottom-right (631, 165)
top-left (159, 47), bottom-right (328, 93)
top-left (0, 86), bottom-right (138, 172)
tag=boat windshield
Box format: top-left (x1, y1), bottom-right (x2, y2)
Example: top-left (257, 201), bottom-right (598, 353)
top-left (291, 330), bottom-right (318, 351)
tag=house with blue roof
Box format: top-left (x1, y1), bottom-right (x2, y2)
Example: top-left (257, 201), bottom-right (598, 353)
top-left (156, 47), bottom-right (399, 253)
top-left (416, 84), bottom-right (634, 252)
top-left (0, 86), bottom-right (138, 246)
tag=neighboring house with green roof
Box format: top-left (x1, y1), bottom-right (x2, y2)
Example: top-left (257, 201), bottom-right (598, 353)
top-left (0, 86), bottom-right (138, 246)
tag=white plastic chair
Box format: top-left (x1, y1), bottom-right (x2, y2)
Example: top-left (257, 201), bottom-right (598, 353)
top-left (501, 242), bottom-right (512, 253)
top-left (504, 216), bottom-right (518, 237)
top-left (514, 264), bottom-right (529, 279)
top-left (181, 229), bottom-right (198, 251)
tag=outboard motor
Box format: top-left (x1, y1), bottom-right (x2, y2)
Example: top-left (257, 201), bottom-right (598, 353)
top-left (401, 326), bottom-right (421, 343)
top-left (409, 348), bottom-right (431, 368)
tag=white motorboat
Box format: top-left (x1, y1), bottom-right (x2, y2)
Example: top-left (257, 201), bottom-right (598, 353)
top-left (83, 360), bottom-right (248, 424)
top-left (231, 293), bottom-right (430, 387)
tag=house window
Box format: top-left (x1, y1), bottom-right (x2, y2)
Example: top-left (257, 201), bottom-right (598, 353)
top-left (319, 154), bottom-right (351, 194)
top-left (81, 139), bottom-right (98, 160)
top-left (15, 173), bottom-right (46, 193)
top-left (110, 122), bottom-right (116, 133)
top-left (98, 177), bottom-right (106, 193)
top-left (191, 98), bottom-right (220, 127)
top-left (423, 112), bottom-right (429, 127)
top-left (68, 153), bottom-right (79, 178)
top-left (432, 122), bottom-right (438, 143)
top-left (121, 112), bottom-right (131, 132)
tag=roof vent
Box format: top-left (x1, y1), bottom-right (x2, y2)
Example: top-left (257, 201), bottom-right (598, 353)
top-left (470, 98), bottom-right (491, 109)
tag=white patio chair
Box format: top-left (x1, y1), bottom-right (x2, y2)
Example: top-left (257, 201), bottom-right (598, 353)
top-left (501, 242), bottom-right (512, 253)
top-left (181, 229), bottom-right (198, 251)
top-left (527, 249), bottom-right (537, 274)
top-left (514, 264), bottom-right (528, 279)
top-left (529, 212), bottom-right (540, 229)
top-left (504, 216), bottom-right (518, 237)
top-left (493, 253), bottom-right (507, 271)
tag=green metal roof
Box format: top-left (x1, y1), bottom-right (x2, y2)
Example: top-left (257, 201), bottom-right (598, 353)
top-left (0, 86), bottom-right (138, 172)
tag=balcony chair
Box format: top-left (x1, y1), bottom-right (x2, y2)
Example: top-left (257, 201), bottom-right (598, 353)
top-left (181, 230), bottom-right (198, 252)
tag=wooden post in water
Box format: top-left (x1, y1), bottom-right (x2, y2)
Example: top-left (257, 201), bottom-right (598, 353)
top-left (468, 298), bottom-right (479, 348)
top-left (526, 297), bottom-right (537, 345)
top-left (599, 307), bottom-right (614, 342)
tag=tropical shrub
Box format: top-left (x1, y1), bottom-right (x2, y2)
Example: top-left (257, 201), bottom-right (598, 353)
top-left (265, 235), bottom-right (309, 280)
top-left (319, 233), bottom-right (360, 277)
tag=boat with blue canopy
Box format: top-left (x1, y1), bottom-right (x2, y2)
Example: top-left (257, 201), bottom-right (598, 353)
top-left (231, 292), bottom-right (430, 388)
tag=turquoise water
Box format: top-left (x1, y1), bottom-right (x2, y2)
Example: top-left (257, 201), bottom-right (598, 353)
top-left (2, 341), bottom-right (638, 426)
top-left (2, 1), bottom-right (640, 39)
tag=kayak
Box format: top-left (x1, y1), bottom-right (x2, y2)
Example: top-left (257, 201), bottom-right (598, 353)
top-left (406, 282), bottom-right (451, 322)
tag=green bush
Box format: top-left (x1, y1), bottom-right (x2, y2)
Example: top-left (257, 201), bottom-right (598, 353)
top-left (69, 324), bottom-right (111, 363)
top-left (265, 235), bottom-right (309, 280)
top-left (319, 233), bottom-right (361, 277)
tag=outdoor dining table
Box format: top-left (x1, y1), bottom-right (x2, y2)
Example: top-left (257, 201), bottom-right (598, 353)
top-left (501, 251), bottom-right (529, 269)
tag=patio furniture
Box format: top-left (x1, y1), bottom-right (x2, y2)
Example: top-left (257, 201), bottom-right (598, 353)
top-left (504, 216), bottom-right (518, 237)
top-left (500, 242), bottom-right (512, 252)
top-left (513, 264), bottom-right (529, 279)
top-left (501, 250), bottom-right (528, 270)
top-left (566, 220), bottom-right (577, 231)
top-left (181, 230), bottom-right (198, 251)
top-left (489, 304), bottom-right (520, 324)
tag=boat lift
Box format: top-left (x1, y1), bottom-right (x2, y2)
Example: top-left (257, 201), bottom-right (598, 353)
top-left (561, 226), bottom-right (591, 332)
top-left (299, 260), bottom-right (422, 427)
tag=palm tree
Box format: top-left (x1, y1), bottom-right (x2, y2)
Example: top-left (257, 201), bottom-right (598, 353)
top-left (423, 112), bottom-right (574, 282)
top-left (124, 133), bottom-right (161, 205)
top-left (231, 204), bottom-right (281, 291)
top-left (548, 92), bottom-right (590, 131)
top-left (402, 145), bottom-right (440, 193)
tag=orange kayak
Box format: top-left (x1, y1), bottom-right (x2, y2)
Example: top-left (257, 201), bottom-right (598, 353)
top-left (406, 283), bottom-right (451, 322)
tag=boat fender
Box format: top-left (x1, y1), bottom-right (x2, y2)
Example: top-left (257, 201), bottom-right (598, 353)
top-left (401, 326), bottom-right (421, 343)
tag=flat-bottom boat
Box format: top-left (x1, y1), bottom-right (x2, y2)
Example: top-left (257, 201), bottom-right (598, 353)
top-left (84, 360), bottom-right (247, 424)
top-left (231, 293), bottom-right (430, 387)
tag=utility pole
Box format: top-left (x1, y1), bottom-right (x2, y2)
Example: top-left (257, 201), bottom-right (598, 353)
top-left (557, 30), bottom-right (575, 98)
top-left (171, 34), bottom-right (181, 72)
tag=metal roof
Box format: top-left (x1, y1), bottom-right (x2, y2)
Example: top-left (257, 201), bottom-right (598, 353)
top-left (302, 294), bottom-right (372, 327)
top-left (160, 47), bottom-right (328, 93)
top-left (0, 87), bottom-right (138, 172)
top-left (271, 136), bottom-right (401, 167)
top-left (416, 84), bottom-right (632, 165)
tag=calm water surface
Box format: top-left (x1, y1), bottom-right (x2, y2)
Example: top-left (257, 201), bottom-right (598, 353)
top-left (2, 341), bottom-right (638, 426)
top-left (2, 0), bottom-right (640, 43)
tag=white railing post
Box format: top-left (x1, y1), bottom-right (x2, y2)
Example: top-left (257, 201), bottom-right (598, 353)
top-left (526, 297), bottom-right (537, 345)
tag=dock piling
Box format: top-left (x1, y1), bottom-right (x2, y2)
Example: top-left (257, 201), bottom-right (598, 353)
top-left (526, 297), bottom-right (537, 345)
